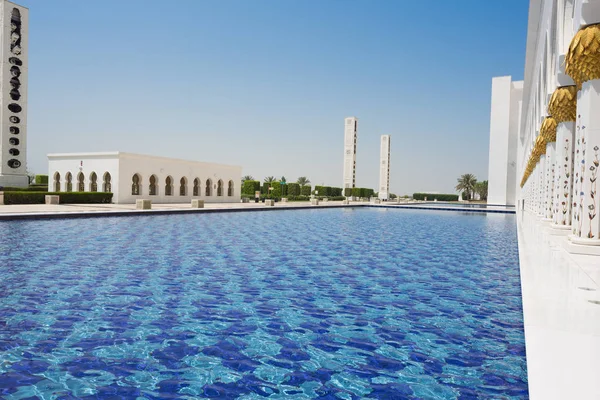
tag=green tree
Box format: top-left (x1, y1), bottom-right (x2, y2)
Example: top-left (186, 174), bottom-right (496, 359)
top-left (297, 177), bottom-right (310, 188)
top-left (455, 173), bottom-right (477, 200)
top-left (264, 176), bottom-right (276, 184)
top-left (241, 175), bottom-right (254, 184)
top-left (475, 180), bottom-right (488, 201)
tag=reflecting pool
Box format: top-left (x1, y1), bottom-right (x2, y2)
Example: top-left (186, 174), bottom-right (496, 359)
top-left (0, 208), bottom-right (527, 399)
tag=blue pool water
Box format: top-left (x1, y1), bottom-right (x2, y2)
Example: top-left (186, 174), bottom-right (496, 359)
top-left (0, 208), bottom-right (528, 399)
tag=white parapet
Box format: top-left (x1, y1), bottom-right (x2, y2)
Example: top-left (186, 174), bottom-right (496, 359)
top-left (191, 199), bottom-right (204, 208)
top-left (0, 192), bottom-right (3, 205)
top-left (136, 199), bottom-right (151, 210)
top-left (265, 199), bottom-right (275, 206)
top-left (45, 195), bottom-right (59, 205)
top-left (311, 199), bottom-right (319, 206)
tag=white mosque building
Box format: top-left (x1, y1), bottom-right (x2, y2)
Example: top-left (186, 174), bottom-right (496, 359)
top-left (48, 152), bottom-right (242, 204)
top-left (490, 0), bottom-right (600, 251)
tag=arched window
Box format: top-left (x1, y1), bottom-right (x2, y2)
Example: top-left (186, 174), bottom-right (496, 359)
top-left (149, 175), bottom-right (158, 196)
top-left (89, 172), bottom-right (98, 192)
top-left (77, 172), bottom-right (85, 192)
top-left (217, 180), bottom-right (223, 196)
top-left (179, 177), bottom-right (187, 196)
top-left (205, 179), bottom-right (212, 196)
top-left (103, 172), bottom-right (112, 193)
top-left (228, 180), bottom-right (234, 196)
top-left (132, 174), bottom-right (141, 195)
top-left (165, 176), bottom-right (173, 196)
top-left (193, 178), bottom-right (200, 196)
top-left (53, 172), bottom-right (61, 192)
top-left (65, 172), bottom-right (73, 192)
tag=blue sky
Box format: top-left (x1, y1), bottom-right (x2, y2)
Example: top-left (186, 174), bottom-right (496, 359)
top-left (21, 0), bottom-right (529, 195)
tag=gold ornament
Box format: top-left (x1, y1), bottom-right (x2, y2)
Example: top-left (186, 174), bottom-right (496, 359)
top-left (540, 117), bottom-right (558, 142)
top-left (548, 86), bottom-right (577, 122)
top-left (565, 24), bottom-right (600, 88)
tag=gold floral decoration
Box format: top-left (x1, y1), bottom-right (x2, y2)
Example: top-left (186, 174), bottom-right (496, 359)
top-left (565, 24), bottom-right (600, 88)
top-left (548, 86), bottom-right (577, 122)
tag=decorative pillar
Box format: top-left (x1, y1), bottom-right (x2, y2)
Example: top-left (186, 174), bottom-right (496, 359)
top-left (538, 154), bottom-right (546, 217)
top-left (548, 86), bottom-right (577, 228)
top-left (565, 24), bottom-right (600, 244)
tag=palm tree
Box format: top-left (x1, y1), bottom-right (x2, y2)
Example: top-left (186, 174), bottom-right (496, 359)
top-left (475, 180), bottom-right (488, 201)
top-left (241, 175), bottom-right (254, 183)
top-left (297, 176), bottom-right (310, 187)
top-left (264, 176), bottom-right (276, 184)
top-left (455, 173), bottom-right (477, 200)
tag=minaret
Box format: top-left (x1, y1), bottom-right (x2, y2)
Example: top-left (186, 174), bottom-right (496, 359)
top-left (343, 117), bottom-right (357, 190)
top-left (0, 1), bottom-right (28, 188)
top-left (378, 135), bottom-right (390, 200)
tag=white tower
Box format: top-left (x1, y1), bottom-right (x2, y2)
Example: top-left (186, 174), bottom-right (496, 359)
top-left (343, 117), bottom-right (357, 191)
top-left (0, 1), bottom-right (28, 188)
top-left (378, 135), bottom-right (390, 200)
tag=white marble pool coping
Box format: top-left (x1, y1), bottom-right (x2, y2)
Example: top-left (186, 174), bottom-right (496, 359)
top-left (517, 210), bottom-right (600, 400)
top-left (0, 201), bottom-right (515, 220)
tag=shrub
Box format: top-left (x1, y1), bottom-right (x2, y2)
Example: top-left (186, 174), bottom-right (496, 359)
top-left (262, 182), bottom-right (270, 195)
top-left (0, 186), bottom-right (48, 192)
top-left (271, 182), bottom-right (282, 198)
top-left (329, 196), bottom-right (346, 201)
top-left (330, 187), bottom-right (343, 197)
top-left (412, 193), bottom-right (459, 201)
top-left (300, 185), bottom-right (311, 196)
top-left (287, 183), bottom-right (300, 196)
top-left (351, 187), bottom-right (361, 197)
top-left (287, 195), bottom-right (311, 201)
top-left (35, 175), bottom-right (49, 184)
top-left (4, 191), bottom-right (113, 205)
top-left (314, 186), bottom-right (331, 197)
top-left (344, 188), bottom-right (353, 197)
top-left (242, 180), bottom-right (261, 195)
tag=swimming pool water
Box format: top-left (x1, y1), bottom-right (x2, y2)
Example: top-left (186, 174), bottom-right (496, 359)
top-left (0, 208), bottom-right (528, 399)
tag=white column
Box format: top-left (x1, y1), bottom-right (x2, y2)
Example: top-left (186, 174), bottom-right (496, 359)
top-left (538, 155), bottom-right (546, 216)
top-left (571, 92), bottom-right (585, 235)
top-left (570, 80), bottom-right (600, 244)
top-left (544, 142), bottom-right (556, 220)
top-left (553, 122), bottom-right (576, 227)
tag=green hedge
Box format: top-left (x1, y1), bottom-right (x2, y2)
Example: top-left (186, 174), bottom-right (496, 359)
top-left (242, 180), bottom-right (261, 195)
top-left (3, 191), bottom-right (113, 205)
top-left (413, 193), bottom-right (459, 201)
top-left (300, 185), bottom-right (311, 196)
top-left (287, 195), bottom-right (311, 201)
top-left (1, 186), bottom-right (48, 192)
top-left (287, 183), bottom-right (300, 196)
top-left (35, 175), bottom-right (49, 184)
top-left (344, 188), bottom-right (352, 197)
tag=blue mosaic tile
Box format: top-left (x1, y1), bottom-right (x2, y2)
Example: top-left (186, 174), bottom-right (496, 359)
top-left (0, 208), bottom-right (527, 398)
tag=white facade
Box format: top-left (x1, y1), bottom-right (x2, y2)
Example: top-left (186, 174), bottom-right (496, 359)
top-left (378, 134), bottom-right (390, 200)
top-left (47, 152), bottom-right (242, 204)
top-left (516, 0), bottom-right (600, 245)
top-left (0, 1), bottom-right (28, 188)
top-left (488, 77), bottom-right (523, 205)
top-left (342, 116), bottom-right (357, 190)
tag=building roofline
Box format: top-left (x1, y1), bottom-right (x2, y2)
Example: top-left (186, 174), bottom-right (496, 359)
top-left (47, 151), bottom-right (242, 169)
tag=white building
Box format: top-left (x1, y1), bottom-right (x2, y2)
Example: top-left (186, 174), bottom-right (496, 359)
top-left (487, 77), bottom-right (523, 206)
top-left (0, 1), bottom-right (28, 188)
top-left (342, 116), bottom-right (358, 190)
top-left (48, 152), bottom-right (242, 204)
top-left (378, 134), bottom-right (391, 200)
top-left (514, 0), bottom-right (600, 247)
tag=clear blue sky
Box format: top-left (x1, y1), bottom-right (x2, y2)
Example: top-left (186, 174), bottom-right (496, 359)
top-left (22, 0), bottom-right (528, 195)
